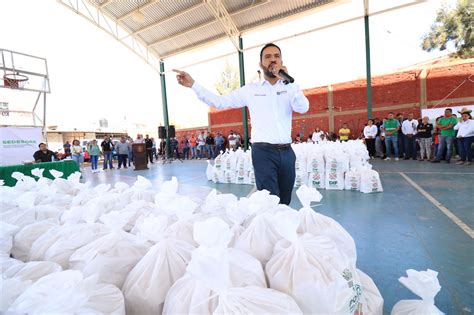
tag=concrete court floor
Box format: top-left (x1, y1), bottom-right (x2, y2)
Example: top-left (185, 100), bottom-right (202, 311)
top-left (80, 158), bottom-right (474, 314)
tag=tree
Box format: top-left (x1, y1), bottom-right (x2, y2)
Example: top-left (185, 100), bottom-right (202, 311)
top-left (215, 60), bottom-right (240, 95)
top-left (421, 0), bottom-right (473, 58)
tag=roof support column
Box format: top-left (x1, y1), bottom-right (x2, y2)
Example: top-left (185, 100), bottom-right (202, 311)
top-left (160, 60), bottom-right (171, 157)
top-left (364, 0), bottom-right (373, 119)
top-left (238, 36), bottom-right (249, 150)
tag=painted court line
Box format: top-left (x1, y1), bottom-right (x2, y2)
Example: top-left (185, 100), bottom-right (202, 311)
top-left (399, 172), bottom-right (474, 239)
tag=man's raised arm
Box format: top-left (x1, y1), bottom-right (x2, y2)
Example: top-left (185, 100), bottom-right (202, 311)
top-left (173, 69), bottom-right (246, 110)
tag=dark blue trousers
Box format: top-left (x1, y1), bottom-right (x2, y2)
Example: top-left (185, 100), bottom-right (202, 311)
top-left (251, 144), bottom-right (296, 205)
top-left (404, 135), bottom-right (417, 159)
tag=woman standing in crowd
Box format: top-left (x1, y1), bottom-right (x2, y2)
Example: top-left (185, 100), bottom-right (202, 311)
top-left (311, 126), bottom-right (325, 143)
top-left (454, 108), bottom-right (474, 165)
top-left (71, 139), bottom-right (84, 168)
top-left (182, 135), bottom-right (190, 160)
top-left (190, 134), bottom-right (197, 159)
top-left (88, 139), bottom-right (101, 173)
top-left (417, 116), bottom-right (434, 161)
top-left (363, 119), bottom-right (378, 159)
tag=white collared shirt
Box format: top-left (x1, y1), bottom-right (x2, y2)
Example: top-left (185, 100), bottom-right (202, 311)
top-left (402, 119), bottom-right (418, 135)
top-left (192, 80), bottom-right (309, 144)
top-left (363, 125), bottom-right (378, 138)
top-left (454, 119), bottom-right (474, 138)
top-left (311, 131), bottom-right (324, 142)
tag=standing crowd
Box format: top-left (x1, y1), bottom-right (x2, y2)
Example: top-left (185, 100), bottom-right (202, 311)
top-left (33, 107), bottom-right (473, 170)
top-left (165, 130), bottom-right (246, 160)
top-left (295, 107), bottom-right (473, 165)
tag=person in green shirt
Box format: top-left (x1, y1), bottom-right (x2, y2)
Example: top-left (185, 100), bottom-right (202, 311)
top-left (432, 108), bottom-right (458, 163)
top-left (381, 112), bottom-right (401, 161)
top-left (88, 139), bottom-right (101, 172)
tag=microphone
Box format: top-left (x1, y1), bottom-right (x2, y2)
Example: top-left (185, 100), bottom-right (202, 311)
top-left (278, 69), bottom-right (294, 84)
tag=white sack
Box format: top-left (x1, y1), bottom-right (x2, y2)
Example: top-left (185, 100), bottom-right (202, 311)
top-left (8, 270), bottom-right (125, 315)
top-left (360, 170), bottom-right (384, 193)
top-left (122, 238), bottom-right (194, 315)
top-left (266, 232), bottom-right (362, 314)
top-left (391, 269), bottom-right (443, 315)
top-left (69, 231), bottom-right (151, 288)
top-left (213, 286), bottom-right (302, 315)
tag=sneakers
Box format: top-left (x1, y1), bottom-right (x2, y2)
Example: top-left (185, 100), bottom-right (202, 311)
top-left (395, 157), bottom-right (400, 161)
top-left (384, 157), bottom-right (391, 161)
top-left (464, 161), bottom-right (472, 166)
top-left (456, 161), bottom-right (465, 165)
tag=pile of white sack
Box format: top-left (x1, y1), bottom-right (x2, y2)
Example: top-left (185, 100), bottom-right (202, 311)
top-left (206, 141), bottom-right (383, 193)
top-left (1, 170), bottom-right (442, 314)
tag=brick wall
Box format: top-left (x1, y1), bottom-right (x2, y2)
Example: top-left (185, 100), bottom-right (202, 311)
top-left (177, 61), bottom-right (474, 140)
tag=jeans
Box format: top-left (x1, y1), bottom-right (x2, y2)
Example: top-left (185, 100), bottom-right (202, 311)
top-left (419, 137), bottom-right (432, 159)
top-left (375, 136), bottom-right (384, 157)
top-left (128, 151), bottom-right (133, 166)
top-left (191, 146), bottom-right (197, 159)
top-left (215, 144), bottom-right (225, 157)
top-left (147, 148), bottom-right (154, 163)
top-left (204, 145), bottom-right (214, 159)
top-left (90, 155), bottom-right (99, 170)
top-left (385, 136), bottom-right (399, 158)
top-left (72, 154), bottom-right (83, 166)
top-left (435, 136), bottom-right (454, 161)
top-left (404, 134), bottom-right (417, 159)
top-left (103, 151), bottom-right (113, 169)
top-left (118, 154), bottom-right (128, 168)
top-left (459, 136), bottom-right (473, 162)
top-left (183, 147), bottom-right (190, 159)
top-left (251, 144), bottom-right (296, 205)
top-left (198, 145), bottom-right (205, 158)
top-left (398, 133), bottom-right (405, 157)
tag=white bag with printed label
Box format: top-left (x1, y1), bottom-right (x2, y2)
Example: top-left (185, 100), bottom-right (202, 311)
top-left (265, 211), bottom-right (362, 314)
top-left (357, 269), bottom-right (384, 315)
top-left (360, 170), bottom-right (383, 193)
top-left (344, 169), bottom-right (361, 191)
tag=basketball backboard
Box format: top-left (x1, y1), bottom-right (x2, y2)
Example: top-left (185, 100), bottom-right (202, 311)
top-left (1, 48), bottom-right (50, 93)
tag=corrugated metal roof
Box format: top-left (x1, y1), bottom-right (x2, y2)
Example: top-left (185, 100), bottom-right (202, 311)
top-left (86, 0), bottom-right (337, 59)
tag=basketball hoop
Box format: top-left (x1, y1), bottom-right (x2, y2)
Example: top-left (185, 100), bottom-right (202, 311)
top-left (3, 72), bottom-right (29, 89)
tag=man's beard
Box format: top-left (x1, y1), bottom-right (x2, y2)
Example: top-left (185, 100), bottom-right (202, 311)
top-left (262, 63), bottom-right (277, 78)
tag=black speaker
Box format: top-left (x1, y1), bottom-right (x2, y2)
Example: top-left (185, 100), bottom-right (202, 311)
top-left (168, 125), bottom-right (175, 138)
top-left (158, 126), bottom-right (166, 139)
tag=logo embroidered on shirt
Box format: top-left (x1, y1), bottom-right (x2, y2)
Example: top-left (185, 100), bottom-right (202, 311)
top-left (254, 93), bottom-right (266, 96)
top-left (277, 90), bottom-right (287, 95)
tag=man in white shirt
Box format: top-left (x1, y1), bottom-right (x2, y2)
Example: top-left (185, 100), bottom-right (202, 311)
top-left (454, 108), bottom-right (474, 165)
top-left (363, 119), bottom-right (378, 158)
top-left (401, 113), bottom-right (419, 160)
top-left (173, 43), bottom-right (309, 204)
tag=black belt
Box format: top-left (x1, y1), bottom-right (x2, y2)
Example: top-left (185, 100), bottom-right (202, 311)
top-left (252, 142), bottom-right (292, 150)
